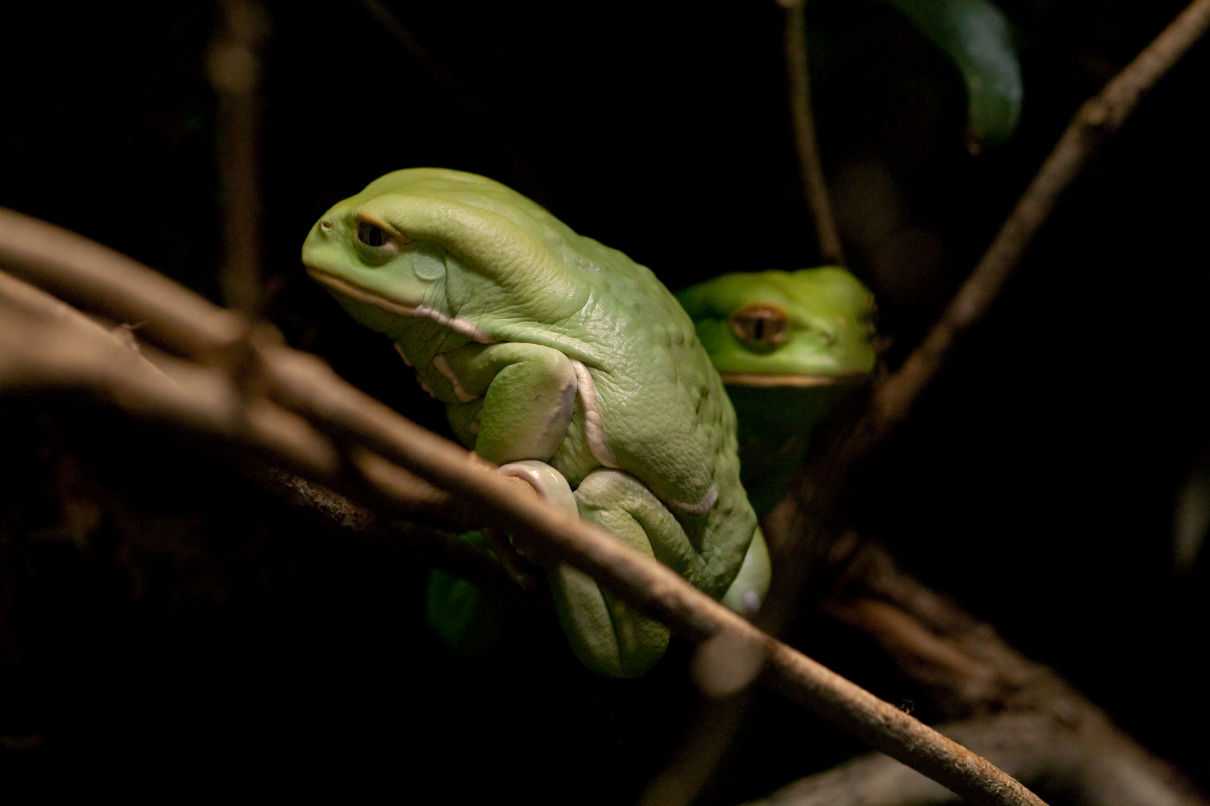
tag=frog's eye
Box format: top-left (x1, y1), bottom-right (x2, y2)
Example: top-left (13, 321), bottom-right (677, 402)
top-left (356, 221), bottom-right (391, 248)
top-left (729, 304), bottom-right (789, 351)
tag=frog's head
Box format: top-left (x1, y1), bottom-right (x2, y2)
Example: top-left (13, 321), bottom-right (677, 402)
top-left (676, 267), bottom-right (877, 387)
top-left (302, 168), bottom-right (588, 348)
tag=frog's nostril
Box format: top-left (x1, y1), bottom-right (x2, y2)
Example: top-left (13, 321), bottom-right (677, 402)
top-left (319, 220), bottom-right (333, 233)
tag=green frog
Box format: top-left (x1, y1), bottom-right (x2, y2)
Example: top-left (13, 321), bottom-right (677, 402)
top-left (677, 267), bottom-right (877, 515)
top-left (302, 168), bottom-right (769, 677)
top-left (424, 266), bottom-right (878, 658)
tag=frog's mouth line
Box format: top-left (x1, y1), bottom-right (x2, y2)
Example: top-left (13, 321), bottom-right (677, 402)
top-left (306, 267), bottom-right (423, 317)
top-left (720, 371), bottom-right (870, 388)
top-left (305, 267), bottom-right (493, 344)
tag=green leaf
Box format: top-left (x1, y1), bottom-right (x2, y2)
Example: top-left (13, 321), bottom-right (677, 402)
top-left (424, 531), bottom-right (506, 656)
top-left (885, 0), bottom-right (1023, 148)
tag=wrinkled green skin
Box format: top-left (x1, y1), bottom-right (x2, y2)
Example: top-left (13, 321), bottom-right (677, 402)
top-left (677, 268), bottom-right (878, 515)
top-left (426, 267), bottom-right (878, 657)
top-left (302, 168), bottom-right (769, 677)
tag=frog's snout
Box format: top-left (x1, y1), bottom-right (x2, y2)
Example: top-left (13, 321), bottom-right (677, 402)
top-left (302, 215), bottom-right (340, 273)
top-left (310, 218), bottom-right (338, 243)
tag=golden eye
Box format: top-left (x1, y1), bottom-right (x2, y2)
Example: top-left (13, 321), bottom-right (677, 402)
top-left (356, 220), bottom-right (390, 248)
top-left (729, 304), bottom-right (789, 351)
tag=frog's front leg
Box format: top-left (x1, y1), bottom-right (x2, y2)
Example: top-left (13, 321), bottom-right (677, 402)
top-left (435, 342), bottom-right (577, 588)
top-left (553, 470), bottom-right (706, 678)
top-left (438, 342), bottom-right (577, 464)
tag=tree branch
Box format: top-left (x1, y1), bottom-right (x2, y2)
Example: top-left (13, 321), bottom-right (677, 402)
top-left (0, 270), bottom-right (468, 538)
top-left (633, 2), bottom-right (1210, 781)
top-left (783, 0), bottom-right (845, 265)
top-left (868, 0), bottom-right (1210, 443)
top-left (764, 543), bottom-right (1210, 806)
top-left (0, 211), bottom-right (1043, 806)
top-left (750, 714), bottom-right (1077, 806)
top-left (209, 0), bottom-right (267, 317)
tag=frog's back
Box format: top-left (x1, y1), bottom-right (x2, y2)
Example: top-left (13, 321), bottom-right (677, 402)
top-left (569, 236), bottom-right (756, 597)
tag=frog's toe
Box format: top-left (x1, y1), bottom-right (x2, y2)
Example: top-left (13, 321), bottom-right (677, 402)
top-left (721, 528), bottom-right (771, 618)
top-left (553, 567), bottom-right (670, 678)
top-left (497, 460), bottom-right (577, 518)
top-left (548, 470), bottom-right (685, 677)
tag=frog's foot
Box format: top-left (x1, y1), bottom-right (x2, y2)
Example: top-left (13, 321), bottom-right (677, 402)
top-left (721, 528), bottom-right (771, 618)
top-left (488, 460), bottom-right (578, 589)
top-left (552, 470), bottom-right (700, 678)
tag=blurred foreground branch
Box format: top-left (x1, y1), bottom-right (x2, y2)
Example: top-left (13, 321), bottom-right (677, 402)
top-left (0, 210), bottom-right (1042, 806)
top-left (209, 0), bottom-right (267, 316)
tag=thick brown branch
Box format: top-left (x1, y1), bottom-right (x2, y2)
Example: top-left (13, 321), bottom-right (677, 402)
top-left (751, 714), bottom-right (1081, 806)
top-left (761, 701), bottom-right (1206, 806)
top-left (797, 544), bottom-right (1210, 806)
top-left (0, 270), bottom-right (470, 543)
top-left (0, 213), bottom-right (1042, 806)
top-left (868, 0), bottom-right (1210, 442)
top-left (783, 0), bottom-right (845, 265)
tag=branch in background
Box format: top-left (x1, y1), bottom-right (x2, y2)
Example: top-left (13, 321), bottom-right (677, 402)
top-left (656, 6), bottom-right (1210, 791)
top-left (782, 0), bottom-right (846, 266)
top-left (361, 0), bottom-right (459, 94)
top-left (761, 0), bottom-right (1210, 690)
top-left (640, 693), bottom-right (753, 806)
top-left (0, 213), bottom-right (1043, 806)
top-left (256, 469), bottom-right (514, 595)
top-left (868, 0), bottom-right (1210, 443)
top-left (758, 543), bottom-right (1210, 806)
top-left (208, 0), bottom-right (267, 317)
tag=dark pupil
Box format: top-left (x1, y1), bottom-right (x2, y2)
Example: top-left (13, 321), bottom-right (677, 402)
top-left (357, 221), bottom-right (388, 247)
top-left (730, 306), bottom-right (788, 349)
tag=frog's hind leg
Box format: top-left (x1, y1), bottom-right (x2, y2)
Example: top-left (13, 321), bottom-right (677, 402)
top-left (721, 527), bottom-right (770, 617)
top-left (552, 469), bottom-right (702, 678)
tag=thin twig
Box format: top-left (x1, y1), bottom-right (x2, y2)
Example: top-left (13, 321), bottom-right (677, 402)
top-left (783, 0), bottom-right (845, 265)
top-left (208, 0), bottom-right (267, 316)
top-left (868, 0), bottom-right (1210, 443)
top-left (0, 214), bottom-right (1043, 806)
top-left (639, 3), bottom-right (1210, 786)
top-left (755, 0), bottom-right (1210, 659)
top-left (358, 0), bottom-right (544, 195)
top-left (360, 0), bottom-right (460, 94)
top-left (793, 544), bottom-right (1210, 806)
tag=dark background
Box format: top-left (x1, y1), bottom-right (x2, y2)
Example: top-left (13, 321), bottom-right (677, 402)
top-left (2, 0), bottom-right (1208, 799)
